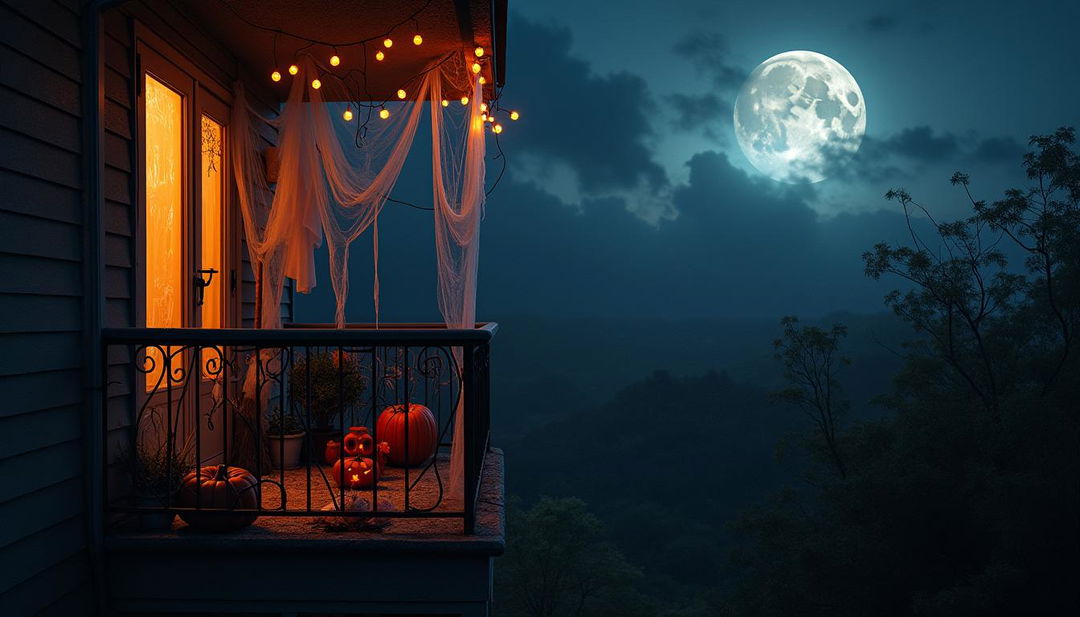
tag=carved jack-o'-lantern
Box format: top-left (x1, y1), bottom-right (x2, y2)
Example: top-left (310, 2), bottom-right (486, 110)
top-left (343, 426), bottom-right (374, 457)
top-left (332, 456), bottom-right (376, 489)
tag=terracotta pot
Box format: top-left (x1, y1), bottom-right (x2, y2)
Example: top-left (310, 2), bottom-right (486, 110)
top-left (267, 431), bottom-right (305, 469)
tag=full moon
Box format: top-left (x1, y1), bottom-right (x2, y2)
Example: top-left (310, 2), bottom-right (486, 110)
top-left (733, 50), bottom-right (866, 183)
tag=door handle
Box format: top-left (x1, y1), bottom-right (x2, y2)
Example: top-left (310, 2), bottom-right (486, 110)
top-left (194, 268), bottom-right (218, 307)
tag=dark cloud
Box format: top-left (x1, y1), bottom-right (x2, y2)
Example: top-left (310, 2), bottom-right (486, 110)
top-left (884, 126), bottom-right (959, 161)
top-left (499, 15), bottom-right (668, 194)
top-left (863, 14), bottom-right (897, 32)
top-left (970, 136), bottom-right (1025, 164)
top-left (670, 93), bottom-right (730, 136)
top-left (807, 126), bottom-right (1010, 183)
top-left (672, 32), bottom-right (745, 91)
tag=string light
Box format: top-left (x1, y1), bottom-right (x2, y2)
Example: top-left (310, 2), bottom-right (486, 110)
top-left (288, 64), bottom-right (299, 75)
top-left (330, 54), bottom-right (341, 66)
top-left (379, 108), bottom-right (390, 120)
top-left (271, 70), bottom-right (282, 82)
top-left (480, 103), bottom-right (488, 112)
top-left (397, 89), bottom-right (407, 99)
top-left (481, 112), bottom-right (488, 122)
top-left (479, 76), bottom-right (486, 85)
top-left (375, 50), bottom-right (385, 61)
top-left (493, 123), bottom-right (503, 134)
top-left (343, 107), bottom-right (353, 121)
top-left (471, 62), bottom-right (481, 74)
top-left (413, 33), bottom-right (423, 45)
top-left (441, 99), bottom-right (449, 107)
top-left (311, 78), bottom-right (321, 89)
top-left (383, 38), bottom-right (393, 48)
top-left (474, 46), bottom-right (485, 58)
top-left (510, 110), bottom-right (520, 121)
top-left (460, 96), bottom-right (469, 106)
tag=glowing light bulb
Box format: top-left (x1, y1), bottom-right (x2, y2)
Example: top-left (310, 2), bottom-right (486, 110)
top-left (493, 123), bottom-right (503, 134)
top-left (413, 34), bottom-right (423, 45)
top-left (379, 108), bottom-right (390, 120)
top-left (480, 113), bottom-right (488, 122)
top-left (510, 110), bottom-right (520, 121)
top-left (479, 76), bottom-right (486, 85)
top-left (330, 54), bottom-right (340, 66)
top-left (474, 46), bottom-right (484, 58)
top-left (271, 70), bottom-right (282, 82)
top-left (343, 108), bottom-right (353, 121)
top-left (311, 78), bottom-right (321, 90)
top-left (397, 89), bottom-right (407, 99)
top-left (441, 99), bottom-right (449, 107)
top-left (460, 96), bottom-right (469, 106)
top-left (471, 62), bottom-right (481, 74)
top-left (383, 38), bottom-right (393, 48)
top-left (288, 64), bottom-right (299, 75)
top-left (375, 50), bottom-right (385, 62)
top-left (486, 115), bottom-right (494, 123)
top-left (480, 103), bottom-right (488, 112)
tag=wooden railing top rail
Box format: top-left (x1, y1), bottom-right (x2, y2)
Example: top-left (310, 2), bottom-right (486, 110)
top-left (102, 322), bottom-right (498, 346)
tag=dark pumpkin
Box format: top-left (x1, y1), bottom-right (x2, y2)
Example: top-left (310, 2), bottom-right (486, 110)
top-left (176, 464), bottom-right (260, 531)
top-left (376, 403), bottom-right (438, 467)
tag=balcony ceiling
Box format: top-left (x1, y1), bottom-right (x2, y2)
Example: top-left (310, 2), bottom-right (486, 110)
top-left (182, 0), bottom-right (506, 102)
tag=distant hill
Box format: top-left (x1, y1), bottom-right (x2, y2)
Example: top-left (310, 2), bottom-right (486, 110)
top-left (491, 311), bottom-right (912, 439)
top-left (503, 369), bottom-right (799, 595)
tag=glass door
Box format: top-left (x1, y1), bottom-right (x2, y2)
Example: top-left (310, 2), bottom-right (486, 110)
top-left (139, 44), bottom-right (233, 467)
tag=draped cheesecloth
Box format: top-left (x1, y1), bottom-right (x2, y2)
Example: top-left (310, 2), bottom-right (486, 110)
top-left (230, 54), bottom-right (485, 499)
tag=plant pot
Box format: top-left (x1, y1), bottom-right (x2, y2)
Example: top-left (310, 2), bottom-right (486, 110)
top-left (267, 432), bottom-right (306, 469)
top-left (135, 494), bottom-right (176, 531)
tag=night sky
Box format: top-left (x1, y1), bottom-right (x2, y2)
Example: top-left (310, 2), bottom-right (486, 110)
top-left (296, 0), bottom-right (1080, 324)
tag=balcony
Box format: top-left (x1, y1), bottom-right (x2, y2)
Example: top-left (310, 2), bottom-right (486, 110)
top-left (99, 324), bottom-right (503, 613)
top-left (101, 323), bottom-right (499, 539)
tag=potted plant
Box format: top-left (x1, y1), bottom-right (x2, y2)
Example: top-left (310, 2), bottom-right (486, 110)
top-left (266, 408), bottom-right (305, 469)
top-left (128, 443), bottom-right (188, 530)
top-left (289, 350), bottom-right (365, 458)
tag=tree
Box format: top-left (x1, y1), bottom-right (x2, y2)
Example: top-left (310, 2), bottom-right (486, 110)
top-left (772, 316), bottom-right (850, 478)
top-left (496, 497), bottom-right (652, 617)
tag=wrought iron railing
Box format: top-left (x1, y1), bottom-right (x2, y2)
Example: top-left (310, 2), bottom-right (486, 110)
top-left (101, 323), bottom-right (494, 534)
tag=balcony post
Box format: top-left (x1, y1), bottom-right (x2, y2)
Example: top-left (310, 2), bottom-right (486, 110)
top-left (463, 344), bottom-right (477, 534)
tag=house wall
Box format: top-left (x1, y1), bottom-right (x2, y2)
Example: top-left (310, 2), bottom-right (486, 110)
top-left (0, 1), bottom-right (287, 614)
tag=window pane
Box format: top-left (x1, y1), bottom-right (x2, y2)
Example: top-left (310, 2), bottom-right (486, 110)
top-left (201, 115), bottom-right (225, 378)
top-left (144, 74), bottom-right (183, 389)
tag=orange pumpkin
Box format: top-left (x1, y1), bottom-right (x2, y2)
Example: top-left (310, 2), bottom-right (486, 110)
top-left (332, 456), bottom-right (376, 489)
top-left (176, 465), bottom-right (260, 531)
top-left (376, 403), bottom-right (438, 467)
top-left (343, 426), bottom-right (374, 457)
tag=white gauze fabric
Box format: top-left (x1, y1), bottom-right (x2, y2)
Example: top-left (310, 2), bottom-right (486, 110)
top-left (230, 54), bottom-right (485, 500)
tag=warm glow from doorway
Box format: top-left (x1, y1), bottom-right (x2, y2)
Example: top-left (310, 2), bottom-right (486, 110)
top-left (144, 75), bottom-right (183, 388)
top-left (201, 116), bottom-right (225, 376)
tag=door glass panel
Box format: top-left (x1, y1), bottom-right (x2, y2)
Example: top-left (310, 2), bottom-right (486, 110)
top-left (200, 115), bottom-right (225, 377)
top-left (144, 74), bottom-right (184, 389)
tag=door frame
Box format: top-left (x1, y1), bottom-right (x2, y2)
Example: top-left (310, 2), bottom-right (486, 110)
top-left (134, 26), bottom-right (239, 331)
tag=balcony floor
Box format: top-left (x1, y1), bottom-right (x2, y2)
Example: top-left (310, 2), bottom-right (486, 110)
top-left (106, 448), bottom-right (504, 555)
